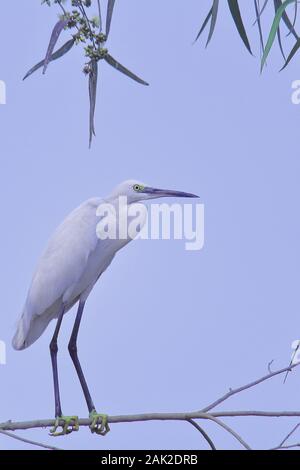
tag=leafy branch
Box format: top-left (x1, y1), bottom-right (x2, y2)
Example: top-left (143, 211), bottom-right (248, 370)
top-left (20, 1), bottom-right (300, 148)
top-left (1, 361), bottom-right (300, 450)
top-left (24, 1), bottom-right (149, 147)
top-left (195, 0), bottom-right (300, 72)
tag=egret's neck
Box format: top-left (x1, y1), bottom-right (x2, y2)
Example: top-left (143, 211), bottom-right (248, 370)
top-left (104, 194), bottom-right (141, 207)
top-left (101, 194), bottom-right (147, 241)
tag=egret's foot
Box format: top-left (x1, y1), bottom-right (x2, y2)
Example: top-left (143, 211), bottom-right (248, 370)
top-left (89, 410), bottom-right (110, 436)
top-left (49, 415), bottom-right (79, 437)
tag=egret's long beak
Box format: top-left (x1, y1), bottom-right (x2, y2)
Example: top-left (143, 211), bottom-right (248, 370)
top-left (144, 187), bottom-right (199, 199)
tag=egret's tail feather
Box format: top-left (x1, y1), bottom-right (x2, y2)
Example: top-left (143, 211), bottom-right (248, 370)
top-left (12, 304), bottom-right (60, 350)
top-left (12, 312), bottom-right (31, 350)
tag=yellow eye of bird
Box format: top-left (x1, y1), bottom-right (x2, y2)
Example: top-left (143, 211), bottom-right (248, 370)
top-left (133, 184), bottom-right (142, 192)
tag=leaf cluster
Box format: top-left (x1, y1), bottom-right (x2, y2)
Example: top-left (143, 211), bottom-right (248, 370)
top-left (25, 1), bottom-right (148, 146)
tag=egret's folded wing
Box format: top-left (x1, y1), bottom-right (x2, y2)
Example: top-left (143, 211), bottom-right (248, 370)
top-left (25, 197), bottom-right (102, 317)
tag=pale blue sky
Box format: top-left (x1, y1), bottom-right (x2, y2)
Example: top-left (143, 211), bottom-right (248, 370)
top-left (1, 0), bottom-right (300, 450)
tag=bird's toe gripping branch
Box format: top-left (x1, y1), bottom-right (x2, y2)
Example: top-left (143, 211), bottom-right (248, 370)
top-left (89, 410), bottom-right (110, 436)
top-left (49, 415), bottom-right (79, 437)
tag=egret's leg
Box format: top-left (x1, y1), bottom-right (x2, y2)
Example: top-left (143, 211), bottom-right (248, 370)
top-left (49, 307), bottom-right (79, 436)
top-left (68, 300), bottom-right (95, 412)
top-left (49, 307), bottom-right (65, 418)
top-left (68, 300), bottom-right (110, 436)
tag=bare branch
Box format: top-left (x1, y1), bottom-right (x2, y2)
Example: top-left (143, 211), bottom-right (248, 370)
top-left (207, 411), bottom-right (300, 417)
top-left (0, 413), bottom-right (252, 450)
top-left (3, 409), bottom-right (300, 433)
top-left (271, 422), bottom-right (300, 450)
top-left (284, 341), bottom-right (300, 383)
top-left (267, 359), bottom-right (274, 373)
top-left (201, 362), bottom-right (300, 413)
top-left (0, 429), bottom-right (62, 450)
top-left (187, 419), bottom-right (216, 450)
top-left (204, 414), bottom-right (251, 450)
top-left (1, 362), bottom-right (299, 449)
top-left (273, 442), bottom-right (300, 450)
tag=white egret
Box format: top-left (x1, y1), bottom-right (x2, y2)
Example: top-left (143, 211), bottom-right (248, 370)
top-left (12, 180), bottom-right (198, 436)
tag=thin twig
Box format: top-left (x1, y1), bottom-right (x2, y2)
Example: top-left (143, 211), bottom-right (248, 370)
top-left (204, 414), bottom-right (251, 450)
top-left (207, 411), bottom-right (300, 417)
top-left (273, 442), bottom-right (300, 450)
top-left (187, 419), bottom-right (216, 450)
top-left (57, 0), bottom-right (67, 16)
top-left (271, 422), bottom-right (300, 450)
top-left (78, 2), bottom-right (96, 48)
top-left (201, 362), bottom-right (300, 413)
top-left (267, 359), bottom-right (274, 374)
top-left (284, 341), bottom-right (300, 383)
top-left (0, 429), bottom-right (62, 450)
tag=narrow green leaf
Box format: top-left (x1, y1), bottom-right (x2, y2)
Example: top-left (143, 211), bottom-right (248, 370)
top-left (43, 19), bottom-right (69, 74)
top-left (106, 0), bottom-right (116, 37)
top-left (88, 60), bottom-right (98, 148)
top-left (254, 0), bottom-right (265, 55)
top-left (276, 24), bottom-right (286, 59)
top-left (23, 38), bottom-right (75, 80)
top-left (195, 6), bottom-right (213, 42)
top-left (280, 36), bottom-right (300, 69)
top-left (206, 0), bottom-right (219, 47)
top-left (104, 54), bottom-right (149, 86)
top-left (253, 0), bottom-right (269, 25)
top-left (287, 0), bottom-right (297, 36)
top-left (274, 0), bottom-right (298, 39)
top-left (261, 0), bottom-right (295, 71)
top-left (273, 0), bottom-right (286, 60)
top-left (227, 0), bottom-right (252, 54)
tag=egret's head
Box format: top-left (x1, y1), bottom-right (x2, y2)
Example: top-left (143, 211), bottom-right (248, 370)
top-left (110, 180), bottom-right (199, 203)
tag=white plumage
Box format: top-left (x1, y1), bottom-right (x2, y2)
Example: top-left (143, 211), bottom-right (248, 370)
top-left (12, 180), bottom-right (198, 432)
top-left (13, 197), bottom-right (110, 349)
top-left (12, 180), bottom-right (198, 351)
